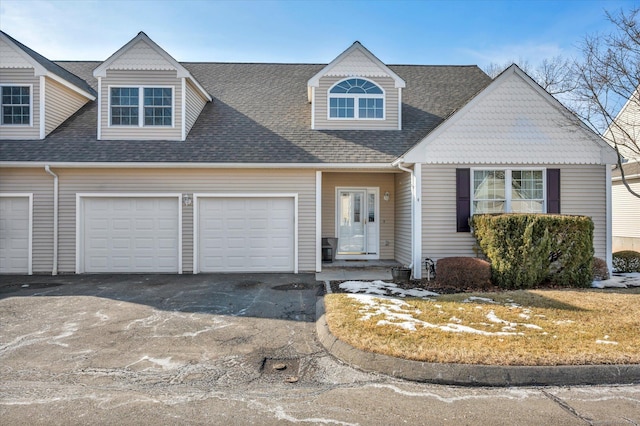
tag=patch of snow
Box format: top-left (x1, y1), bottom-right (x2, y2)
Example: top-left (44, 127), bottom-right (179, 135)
top-left (596, 340), bottom-right (619, 345)
top-left (347, 294), bottom-right (525, 336)
top-left (462, 296), bottom-right (497, 304)
top-left (592, 272), bottom-right (640, 288)
top-left (338, 280), bottom-right (439, 298)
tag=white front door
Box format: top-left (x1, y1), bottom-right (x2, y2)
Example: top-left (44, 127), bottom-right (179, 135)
top-left (336, 188), bottom-right (379, 259)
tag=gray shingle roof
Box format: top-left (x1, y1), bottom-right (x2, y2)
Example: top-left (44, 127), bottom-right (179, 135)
top-left (0, 61), bottom-right (491, 164)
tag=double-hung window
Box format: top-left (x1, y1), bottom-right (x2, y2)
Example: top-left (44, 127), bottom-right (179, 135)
top-left (110, 86), bottom-right (173, 127)
top-left (472, 169), bottom-right (545, 214)
top-left (329, 78), bottom-right (384, 119)
top-left (1, 86), bottom-right (31, 125)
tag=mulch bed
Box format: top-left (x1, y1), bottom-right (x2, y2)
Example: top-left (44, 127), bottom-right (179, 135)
top-left (327, 278), bottom-right (574, 296)
top-left (328, 279), bottom-right (498, 295)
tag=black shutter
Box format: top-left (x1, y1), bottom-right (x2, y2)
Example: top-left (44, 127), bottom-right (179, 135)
top-left (547, 169), bottom-right (561, 214)
top-left (456, 168), bottom-right (471, 232)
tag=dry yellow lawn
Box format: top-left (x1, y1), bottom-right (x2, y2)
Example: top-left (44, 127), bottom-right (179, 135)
top-left (324, 288), bottom-right (640, 366)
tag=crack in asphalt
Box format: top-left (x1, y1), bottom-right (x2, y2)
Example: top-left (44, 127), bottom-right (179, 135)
top-left (541, 389), bottom-right (594, 425)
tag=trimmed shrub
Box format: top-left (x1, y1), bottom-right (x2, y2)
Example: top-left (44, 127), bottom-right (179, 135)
top-left (612, 251), bottom-right (640, 273)
top-left (436, 257), bottom-right (491, 290)
top-left (472, 214), bottom-right (594, 289)
top-left (592, 257), bottom-right (610, 281)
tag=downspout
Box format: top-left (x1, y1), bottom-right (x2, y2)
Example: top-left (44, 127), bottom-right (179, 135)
top-left (44, 165), bottom-right (58, 275)
top-left (393, 159), bottom-right (415, 273)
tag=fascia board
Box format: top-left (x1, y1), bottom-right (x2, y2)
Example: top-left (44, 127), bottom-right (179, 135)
top-left (46, 73), bottom-right (96, 101)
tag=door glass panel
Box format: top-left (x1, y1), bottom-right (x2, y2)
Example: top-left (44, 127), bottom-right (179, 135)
top-left (368, 193), bottom-right (375, 223)
top-left (353, 193), bottom-right (361, 223)
top-left (338, 191), bottom-right (365, 254)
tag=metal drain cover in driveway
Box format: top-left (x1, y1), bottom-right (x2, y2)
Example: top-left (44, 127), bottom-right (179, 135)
top-left (261, 358), bottom-right (300, 375)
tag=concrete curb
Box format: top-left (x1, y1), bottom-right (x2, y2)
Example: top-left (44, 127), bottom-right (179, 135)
top-left (316, 298), bottom-right (640, 387)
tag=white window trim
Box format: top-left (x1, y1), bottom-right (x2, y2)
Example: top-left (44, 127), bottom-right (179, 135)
top-left (107, 85), bottom-right (175, 128)
top-left (470, 167), bottom-right (547, 215)
top-left (0, 84), bottom-right (33, 127)
top-left (327, 78), bottom-right (385, 121)
top-left (75, 193), bottom-right (183, 274)
top-left (192, 193), bottom-right (299, 274)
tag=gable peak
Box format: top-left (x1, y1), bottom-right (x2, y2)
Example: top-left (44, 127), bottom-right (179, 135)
top-left (307, 41), bottom-right (405, 89)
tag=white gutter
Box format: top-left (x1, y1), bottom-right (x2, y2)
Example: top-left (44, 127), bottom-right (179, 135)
top-left (1, 162), bottom-right (398, 170)
top-left (44, 165), bottom-right (58, 275)
top-left (393, 158), bottom-right (421, 278)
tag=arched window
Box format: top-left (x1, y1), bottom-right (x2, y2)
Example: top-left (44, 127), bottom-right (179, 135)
top-left (328, 78), bottom-right (384, 119)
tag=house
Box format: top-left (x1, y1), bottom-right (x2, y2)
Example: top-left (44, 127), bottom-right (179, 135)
top-left (0, 31), bottom-right (618, 277)
top-left (606, 88), bottom-right (640, 252)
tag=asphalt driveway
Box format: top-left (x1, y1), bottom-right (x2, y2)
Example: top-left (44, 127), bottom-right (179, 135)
top-left (1, 274), bottom-right (639, 425)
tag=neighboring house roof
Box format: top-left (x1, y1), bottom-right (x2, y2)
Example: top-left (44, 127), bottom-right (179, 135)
top-left (0, 61), bottom-right (491, 164)
top-left (0, 30), bottom-right (96, 100)
top-left (604, 86), bottom-right (639, 162)
top-left (612, 160), bottom-right (640, 180)
top-left (402, 65), bottom-right (617, 165)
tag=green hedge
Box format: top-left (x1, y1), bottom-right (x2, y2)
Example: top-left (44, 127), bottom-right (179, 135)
top-left (472, 214), bottom-right (594, 289)
top-left (612, 251), bottom-right (640, 273)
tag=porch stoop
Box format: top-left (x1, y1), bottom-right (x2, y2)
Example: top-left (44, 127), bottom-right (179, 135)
top-left (315, 260), bottom-right (401, 281)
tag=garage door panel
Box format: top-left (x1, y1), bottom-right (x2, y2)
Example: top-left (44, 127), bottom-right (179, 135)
top-left (0, 197), bottom-right (30, 274)
top-left (82, 197), bottom-right (179, 273)
top-left (198, 197), bottom-right (294, 272)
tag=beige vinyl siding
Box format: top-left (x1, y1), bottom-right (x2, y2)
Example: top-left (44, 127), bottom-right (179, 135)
top-left (314, 76), bottom-right (399, 130)
top-left (0, 69), bottom-right (40, 139)
top-left (44, 76), bottom-right (89, 136)
top-left (561, 165), bottom-right (607, 259)
top-left (53, 168), bottom-right (316, 273)
top-left (100, 70), bottom-right (182, 141)
top-left (394, 171), bottom-right (412, 266)
top-left (184, 79), bottom-right (207, 136)
top-left (421, 164), bottom-right (609, 271)
top-left (612, 178), bottom-right (640, 251)
top-left (0, 168), bottom-right (53, 273)
top-left (422, 165), bottom-right (476, 262)
top-left (321, 172), bottom-right (396, 259)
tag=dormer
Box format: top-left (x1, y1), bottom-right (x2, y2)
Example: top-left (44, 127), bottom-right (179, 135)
top-left (0, 31), bottom-right (96, 140)
top-left (307, 42), bottom-right (405, 131)
top-left (93, 32), bottom-right (211, 141)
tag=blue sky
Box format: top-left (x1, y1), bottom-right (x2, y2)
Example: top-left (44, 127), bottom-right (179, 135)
top-left (0, 0), bottom-right (637, 67)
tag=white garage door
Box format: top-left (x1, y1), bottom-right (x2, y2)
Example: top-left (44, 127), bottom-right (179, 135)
top-left (0, 196), bottom-right (31, 274)
top-left (81, 197), bottom-right (180, 273)
top-left (198, 197), bottom-right (294, 272)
